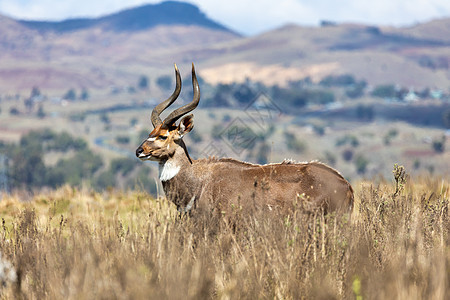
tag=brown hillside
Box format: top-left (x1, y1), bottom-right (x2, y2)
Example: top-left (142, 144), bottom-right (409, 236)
top-left (0, 16), bottom-right (240, 92)
top-left (388, 18), bottom-right (450, 43)
top-left (0, 9), bottom-right (449, 92)
top-left (197, 23), bottom-right (450, 88)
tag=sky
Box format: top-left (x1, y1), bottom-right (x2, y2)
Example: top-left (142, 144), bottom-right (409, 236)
top-left (0, 0), bottom-right (449, 35)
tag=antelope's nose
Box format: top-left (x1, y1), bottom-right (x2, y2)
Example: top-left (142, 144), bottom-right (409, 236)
top-left (136, 146), bottom-right (144, 158)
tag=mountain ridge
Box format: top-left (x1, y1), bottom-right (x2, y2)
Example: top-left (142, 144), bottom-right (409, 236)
top-left (17, 1), bottom-right (235, 34)
top-left (0, 2), bottom-right (449, 91)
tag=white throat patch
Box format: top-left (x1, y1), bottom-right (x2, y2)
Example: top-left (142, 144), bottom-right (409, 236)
top-left (159, 160), bottom-right (180, 181)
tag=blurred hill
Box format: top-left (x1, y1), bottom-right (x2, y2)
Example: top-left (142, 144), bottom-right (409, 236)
top-left (0, 1), bottom-right (240, 91)
top-left (198, 22), bottom-right (450, 88)
top-left (386, 18), bottom-right (450, 43)
top-left (18, 1), bottom-right (231, 33)
top-left (0, 1), bottom-right (449, 91)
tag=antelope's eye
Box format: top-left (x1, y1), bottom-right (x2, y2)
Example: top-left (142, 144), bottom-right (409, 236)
top-left (159, 135), bottom-right (168, 140)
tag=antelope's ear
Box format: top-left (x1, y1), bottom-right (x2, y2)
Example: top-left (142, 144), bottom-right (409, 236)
top-left (177, 114), bottom-right (194, 137)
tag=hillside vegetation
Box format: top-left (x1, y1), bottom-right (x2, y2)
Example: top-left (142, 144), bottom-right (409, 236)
top-left (0, 172), bottom-right (448, 298)
top-left (1, 70), bottom-right (448, 186)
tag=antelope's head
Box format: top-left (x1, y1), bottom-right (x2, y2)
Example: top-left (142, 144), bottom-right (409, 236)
top-left (135, 64), bottom-right (199, 162)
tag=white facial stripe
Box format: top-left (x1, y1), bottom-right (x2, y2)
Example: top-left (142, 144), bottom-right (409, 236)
top-left (159, 160), bottom-right (180, 181)
top-left (146, 137), bottom-right (156, 142)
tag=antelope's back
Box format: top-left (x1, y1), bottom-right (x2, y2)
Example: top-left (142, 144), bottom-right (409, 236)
top-left (195, 159), bottom-right (353, 214)
top-left (255, 161), bottom-right (354, 213)
top-left (303, 162), bottom-right (354, 213)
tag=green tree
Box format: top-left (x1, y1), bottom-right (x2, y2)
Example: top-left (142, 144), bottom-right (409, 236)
top-left (110, 157), bottom-right (137, 176)
top-left (130, 117), bottom-right (138, 127)
top-left (31, 86), bottom-right (41, 98)
top-left (20, 131), bottom-right (44, 152)
top-left (9, 147), bottom-right (46, 190)
top-left (371, 84), bottom-right (396, 98)
top-left (127, 86), bottom-right (136, 94)
top-left (205, 84), bottom-right (234, 107)
top-left (284, 132), bottom-right (307, 153)
top-left (100, 113), bottom-right (110, 124)
top-left (336, 135), bottom-right (359, 147)
top-left (69, 112), bottom-right (86, 122)
top-left (94, 171), bottom-right (116, 190)
top-left (271, 86), bottom-right (308, 108)
top-left (156, 75), bottom-right (172, 90)
top-left (24, 97), bottom-right (34, 111)
top-left (313, 124), bottom-right (326, 136)
top-left (432, 136), bottom-right (445, 153)
top-left (125, 166), bottom-right (156, 194)
top-left (346, 81), bottom-right (367, 99)
top-left (342, 149), bottom-right (354, 162)
top-left (47, 132), bottom-right (87, 152)
top-left (47, 150), bottom-right (103, 187)
top-left (115, 136), bottom-right (130, 145)
top-left (138, 75), bottom-right (149, 90)
top-left (9, 107), bottom-right (20, 115)
top-left (2, 129), bottom-right (96, 190)
top-left (233, 83), bottom-right (256, 104)
top-left (413, 159), bottom-right (421, 170)
top-left (355, 155), bottom-right (369, 174)
top-left (306, 90), bottom-right (335, 105)
top-left (64, 89), bottom-right (76, 101)
top-left (80, 88), bottom-right (89, 100)
top-left (320, 74), bottom-right (356, 86)
top-left (37, 104), bottom-right (46, 119)
top-left (383, 128), bottom-right (398, 145)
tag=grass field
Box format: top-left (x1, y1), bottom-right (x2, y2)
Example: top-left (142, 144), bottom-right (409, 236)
top-left (0, 171), bottom-right (448, 299)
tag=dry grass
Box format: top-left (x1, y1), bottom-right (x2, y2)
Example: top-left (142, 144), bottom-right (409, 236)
top-left (0, 176), bottom-right (449, 299)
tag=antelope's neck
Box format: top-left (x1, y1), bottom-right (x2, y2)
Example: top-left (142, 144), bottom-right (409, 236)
top-left (159, 146), bottom-right (201, 210)
top-left (158, 145), bottom-right (191, 182)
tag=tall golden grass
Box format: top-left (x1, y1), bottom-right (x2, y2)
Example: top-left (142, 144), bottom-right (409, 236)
top-left (0, 175), bottom-right (448, 299)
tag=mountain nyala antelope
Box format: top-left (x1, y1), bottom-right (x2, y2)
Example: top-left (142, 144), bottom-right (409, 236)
top-left (136, 64), bottom-right (354, 215)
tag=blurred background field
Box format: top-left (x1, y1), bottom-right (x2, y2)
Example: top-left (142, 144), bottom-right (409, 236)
top-left (0, 94), bottom-right (448, 194)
